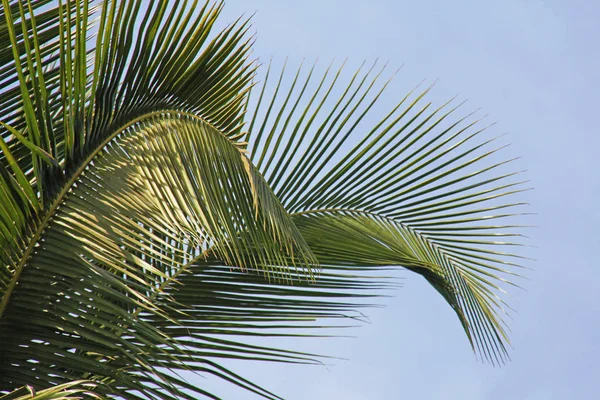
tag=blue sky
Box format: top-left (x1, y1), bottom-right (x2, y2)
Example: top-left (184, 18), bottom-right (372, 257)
top-left (187, 1), bottom-right (599, 398)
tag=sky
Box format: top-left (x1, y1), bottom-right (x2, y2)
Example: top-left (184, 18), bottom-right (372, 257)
top-left (182, 1), bottom-right (599, 399)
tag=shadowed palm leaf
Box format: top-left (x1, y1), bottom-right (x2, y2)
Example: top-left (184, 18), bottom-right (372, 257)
top-left (0, 0), bottom-right (529, 398)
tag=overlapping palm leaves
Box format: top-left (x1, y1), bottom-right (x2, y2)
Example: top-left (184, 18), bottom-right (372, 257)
top-left (0, 380), bottom-right (101, 399)
top-left (0, 0), bottom-right (530, 398)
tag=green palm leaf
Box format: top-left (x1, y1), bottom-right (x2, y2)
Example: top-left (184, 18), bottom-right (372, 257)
top-left (0, 0), bottom-right (530, 398)
top-left (247, 61), bottom-right (530, 364)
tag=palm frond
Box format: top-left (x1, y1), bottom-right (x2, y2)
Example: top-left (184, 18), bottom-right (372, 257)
top-left (0, 0), bottom-right (254, 208)
top-left (0, 0), bottom-right (258, 314)
top-left (0, 114), bottom-right (319, 398)
top-left (247, 60), bottom-right (530, 364)
top-left (142, 258), bottom-right (395, 399)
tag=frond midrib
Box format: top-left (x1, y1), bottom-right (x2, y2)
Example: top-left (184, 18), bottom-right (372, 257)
top-left (291, 206), bottom-right (515, 362)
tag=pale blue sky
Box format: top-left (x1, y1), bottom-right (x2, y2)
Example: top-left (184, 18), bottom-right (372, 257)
top-left (186, 1), bottom-right (599, 398)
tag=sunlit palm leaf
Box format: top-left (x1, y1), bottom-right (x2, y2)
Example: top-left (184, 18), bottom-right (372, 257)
top-left (0, 113), bottom-right (319, 398)
top-left (0, 380), bottom-right (102, 399)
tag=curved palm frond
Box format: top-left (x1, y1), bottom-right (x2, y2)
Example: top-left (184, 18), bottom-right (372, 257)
top-left (1, 114), bottom-right (321, 398)
top-left (246, 60), bottom-right (530, 364)
top-left (0, 0), bottom-right (530, 398)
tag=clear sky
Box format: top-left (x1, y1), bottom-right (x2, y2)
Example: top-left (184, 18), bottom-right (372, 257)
top-left (185, 1), bottom-right (599, 398)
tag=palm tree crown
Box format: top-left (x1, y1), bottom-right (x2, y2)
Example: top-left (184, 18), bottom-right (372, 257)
top-left (0, 1), bottom-right (529, 398)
